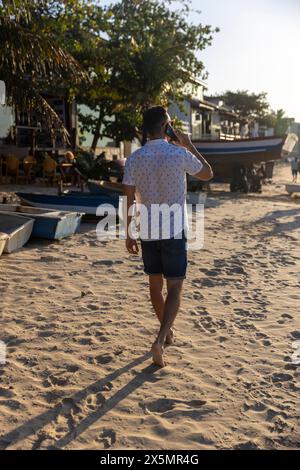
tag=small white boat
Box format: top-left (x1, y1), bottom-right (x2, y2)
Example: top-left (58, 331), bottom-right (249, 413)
top-left (0, 213), bottom-right (34, 253)
top-left (286, 184), bottom-right (300, 195)
top-left (0, 204), bottom-right (83, 240)
top-left (0, 232), bottom-right (9, 256)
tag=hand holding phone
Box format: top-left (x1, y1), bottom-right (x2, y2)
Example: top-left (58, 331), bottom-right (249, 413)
top-left (173, 128), bottom-right (193, 149)
top-left (165, 123), bottom-right (178, 142)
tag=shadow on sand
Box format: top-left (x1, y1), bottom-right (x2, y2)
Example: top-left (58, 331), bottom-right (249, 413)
top-left (0, 352), bottom-right (157, 450)
top-left (253, 207), bottom-right (300, 238)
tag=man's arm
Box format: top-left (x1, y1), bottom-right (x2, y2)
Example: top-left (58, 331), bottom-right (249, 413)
top-left (123, 184), bottom-right (139, 255)
top-left (175, 129), bottom-right (213, 181)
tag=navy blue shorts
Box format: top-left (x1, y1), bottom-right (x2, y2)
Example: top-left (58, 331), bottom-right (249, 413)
top-left (140, 232), bottom-right (187, 280)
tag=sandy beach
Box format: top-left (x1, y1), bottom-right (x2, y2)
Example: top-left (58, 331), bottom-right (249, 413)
top-left (0, 162), bottom-right (299, 450)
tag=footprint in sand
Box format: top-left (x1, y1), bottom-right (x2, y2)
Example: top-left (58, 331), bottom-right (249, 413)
top-left (269, 416), bottom-right (289, 434)
top-left (65, 364), bottom-right (80, 373)
top-left (243, 401), bottom-right (267, 412)
top-left (39, 256), bottom-right (60, 262)
top-left (193, 317), bottom-right (216, 335)
top-left (0, 388), bottom-right (15, 399)
top-left (91, 354), bottom-right (114, 365)
top-left (86, 304), bottom-right (99, 311)
top-left (97, 429), bottom-right (116, 448)
top-left (234, 318), bottom-right (256, 331)
top-left (141, 398), bottom-right (211, 421)
top-left (193, 313), bottom-right (227, 335)
top-left (271, 372), bottom-right (293, 383)
top-left (290, 331), bottom-right (300, 340)
top-left (281, 313), bottom-right (294, 320)
top-left (86, 392), bottom-right (106, 410)
top-left (92, 259), bottom-right (124, 267)
top-left (41, 397), bottom-right (83, 441)
top-left (226, 265), bottom-right (248, 276)
top-left (16, 356), bottom-right (38, 367)
top-left (31, 431), bottom-right (50, 450)
top-left (94, 332), bottom-right (109, 343)
top-left (0, 399), bottom-right (22, 410)
top-left (77, 337), bottom-right (94, 345)
top-left (278, 313), bottom-right (294, 325)
top-left (142, 398), bottom-right (206, 414)
top-left (59, 397), bottom-right (81, 415)
top-left (234, 307), bottom-right (265, 320)
top-left (199, 268), bottom-right (222, 277)
top-left (81, 289), bottom-right (95, 297)
top-left (234, 441), bottom-right (259, 450)
top-left (192, 292), bottom-right (204, 300)
top-left (44, 373), bottom-right (70, 387)
top-left (221, 294), bottom-right (231, 305)
top-left (38, 330), bottom-right (56, 338)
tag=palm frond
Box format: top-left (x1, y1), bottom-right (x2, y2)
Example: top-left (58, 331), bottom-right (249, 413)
top-left (0, 0), bottom-right (33, 21)
top-left (0, 2), bottom-right (88, 141)
top-left (6, 78), bottom-right (70, 143)
top-left (0, 16), bottom-right (86, 82)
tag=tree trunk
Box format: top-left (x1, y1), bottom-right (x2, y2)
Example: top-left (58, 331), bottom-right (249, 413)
top-left (90, 107), bottom-right (104, 152)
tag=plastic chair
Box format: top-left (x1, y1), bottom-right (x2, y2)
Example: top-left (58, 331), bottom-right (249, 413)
top-left (42, 156), bottom-right (59, 186)
top-left (23, 155), bottom-right (37, 183)
top-left (5, 155), bottom-right (20, 183)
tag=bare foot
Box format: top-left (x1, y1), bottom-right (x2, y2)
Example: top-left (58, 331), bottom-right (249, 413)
top-left (151, 342), bottom-right (166, 367)
top-left (165, 328), bottom-right (174, 346)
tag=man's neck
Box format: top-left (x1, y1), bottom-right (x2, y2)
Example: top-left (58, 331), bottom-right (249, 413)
top-left (148, 135), bottom-right (166, 141)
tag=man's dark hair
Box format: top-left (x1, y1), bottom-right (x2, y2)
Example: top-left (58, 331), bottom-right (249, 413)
top-left (141, 106), bottom-right (168, 144)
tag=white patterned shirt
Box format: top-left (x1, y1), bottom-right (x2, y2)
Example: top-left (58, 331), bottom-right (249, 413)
top-left (122, 138), bottom-right (203, 240)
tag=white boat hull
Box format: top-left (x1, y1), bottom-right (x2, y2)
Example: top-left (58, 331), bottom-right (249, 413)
top-left (0, 232), bottom-right (9, 256)
top-left (0, 214), bottom-right (34, 253)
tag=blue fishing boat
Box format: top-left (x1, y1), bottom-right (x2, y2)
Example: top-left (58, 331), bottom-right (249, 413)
top-left (16, 192), bottom-right (121, 216)
top-left (0, 204), bottom-right (83, 239)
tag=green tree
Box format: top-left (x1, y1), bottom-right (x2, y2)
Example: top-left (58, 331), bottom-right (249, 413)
top-left (263, 109), bottom-right (294, 135)
top-left (213, 90), bottom-right (271, 123)
top-left (28, 0), bottom-right (218, 148)
top-left (30, 0), bottom-right (112, 149)
top-left (212, 90), bottom-right (294, 135)
top-left (80, 0), bottom-right (219, 148)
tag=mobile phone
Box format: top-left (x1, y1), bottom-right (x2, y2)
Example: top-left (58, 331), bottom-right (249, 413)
top-left (165, 123), bottom-right (178, 141)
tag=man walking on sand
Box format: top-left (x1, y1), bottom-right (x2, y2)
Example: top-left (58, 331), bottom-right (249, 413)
top-left (123, 106), bottom-right (213, 367)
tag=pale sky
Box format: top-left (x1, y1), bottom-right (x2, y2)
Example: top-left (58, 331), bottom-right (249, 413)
top-left (179, 0), bottom-right (300, 121)
top-left (105, 0), bottom-right (300, 121)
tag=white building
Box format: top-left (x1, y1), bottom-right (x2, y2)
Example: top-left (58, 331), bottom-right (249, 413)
top-left (168, 78), bottom-right (241, 141)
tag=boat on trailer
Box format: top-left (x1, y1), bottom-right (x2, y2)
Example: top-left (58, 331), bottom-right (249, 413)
top-left (193, 136), bottom-right (285, 181)
top-left (0, 213), bottom-right (34, 253)
top-left (190, 134), bottom-right (299, 193)
top-left (0, 204), bottom-right (83, 239)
